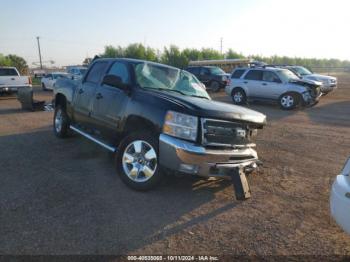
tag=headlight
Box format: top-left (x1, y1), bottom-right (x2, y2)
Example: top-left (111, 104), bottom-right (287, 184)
top-left (163, 111), bottom-right (198, 141)
top-left (222, 76), bottom-right (228, 81)
top-left (341, 158), bottom-right (350, 176)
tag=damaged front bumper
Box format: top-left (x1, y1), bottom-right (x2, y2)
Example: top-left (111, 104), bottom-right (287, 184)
top-left (302, 91), bottom-right (322, 106)
top-left (159, 134), bottom-right (260, 178)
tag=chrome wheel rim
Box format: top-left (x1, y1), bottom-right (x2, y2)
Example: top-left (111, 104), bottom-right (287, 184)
top-left (54, 109), bottom-right (63, 133)
top-left (281, 95), bottom-right (294, 108)
top-left (122, 140), bottom-right (157, 183)
top-left (233, 92), bottom-right (243, 103)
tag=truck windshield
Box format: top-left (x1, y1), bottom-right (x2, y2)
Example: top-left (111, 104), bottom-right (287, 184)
top-left (292, 66), bottom-right (312, 76)
top-left (134, 63), bottom-right (210, 99)
top-left (277, 69), bottom-right (300, 82)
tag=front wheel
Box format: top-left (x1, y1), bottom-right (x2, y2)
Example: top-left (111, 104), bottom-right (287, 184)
top-left (116, 132), bottom-right (162, 191)
top-left (279, 93), bottom-right (300, 110)
top-left (53, 105), bottom-right (70, 138)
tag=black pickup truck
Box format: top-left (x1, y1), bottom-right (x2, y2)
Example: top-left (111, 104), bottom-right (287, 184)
top-left (53, 58), bottom-right (266, 196)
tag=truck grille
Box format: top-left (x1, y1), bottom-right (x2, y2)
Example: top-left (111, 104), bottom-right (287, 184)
top-left (201, 118), bottom-right (253, 147)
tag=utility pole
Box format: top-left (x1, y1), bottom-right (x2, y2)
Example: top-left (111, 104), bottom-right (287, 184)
top-left (220, 37), bottom-right (223, 55)
top-left (36, 36), bottom-right (43, 69)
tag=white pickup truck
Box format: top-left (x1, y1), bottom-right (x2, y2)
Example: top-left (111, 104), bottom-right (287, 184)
top-left (0, 67), bottom-right (32, 94)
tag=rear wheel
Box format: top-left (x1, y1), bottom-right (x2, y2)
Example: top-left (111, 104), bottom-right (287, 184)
top-left (116, 132), bottom-right (162, 191)
top-left (279, 93), bottom-right (300, 110)
top-left (231, 88), bottom-right (247, 105)
top-left (210, 81), bottom-right (221, 92)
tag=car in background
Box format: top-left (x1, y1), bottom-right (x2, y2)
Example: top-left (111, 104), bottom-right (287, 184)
top-left (0, 67), bottom-right (32, 94)
top-left (41, 72), bottom-right (69, 91)
top-left (226, 67), bottom-right (322, 110)
top-left (331, 157), bottom-right (350, 235)
top-left (67, 66), bottom-right (87, 80)
top-left (285, 66), bottom-right (337, 95)
top-left (185, 66), bottom-right (230, 92)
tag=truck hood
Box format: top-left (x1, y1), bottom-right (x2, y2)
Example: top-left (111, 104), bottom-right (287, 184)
top-left (146, 89), bottom-right (267, 126)
top-left (289, 78), bottom-right (322, 87)
top-left (303, 74), bottom-right (336, 82)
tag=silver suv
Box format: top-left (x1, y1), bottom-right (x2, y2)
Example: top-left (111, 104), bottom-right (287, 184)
top-left (225, 67), bottom-right (322, 110)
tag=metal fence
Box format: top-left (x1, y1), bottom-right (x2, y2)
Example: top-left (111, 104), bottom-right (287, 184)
top-left (310, 67), bottom-right (350, 75)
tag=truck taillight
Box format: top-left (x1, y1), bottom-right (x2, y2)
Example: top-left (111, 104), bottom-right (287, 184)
top-left (28, 76), bottom-right (32, 85)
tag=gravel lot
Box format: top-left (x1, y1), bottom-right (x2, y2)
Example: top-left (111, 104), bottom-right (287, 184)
top-left (1, 74), bottom-right (350, 256)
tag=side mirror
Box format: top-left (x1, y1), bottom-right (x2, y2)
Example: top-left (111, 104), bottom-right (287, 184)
top-left (274, 78), bottom-right (282, 83)
top-left (102, 74), bottom-right (129, 91)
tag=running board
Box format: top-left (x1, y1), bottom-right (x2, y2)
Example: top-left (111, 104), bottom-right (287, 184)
top-left (69, 125), bottom-right (117, 153)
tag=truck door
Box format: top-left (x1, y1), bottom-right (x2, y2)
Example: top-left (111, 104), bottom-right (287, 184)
top-left (73, 61), bottom-right (109, 127)
top-left (91, 61), bottom-right (131, 140)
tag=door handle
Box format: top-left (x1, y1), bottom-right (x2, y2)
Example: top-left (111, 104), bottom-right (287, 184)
top-left (243, 81), bottom-right (248, 84)
top-left (262, 83), bottom-right (267, 86)
top-left (78, 88), bottom-right (84, 94)
top-left (96, 93), bottom-right (103, 100)
top-left (11, 78), bottom-right (15, 80)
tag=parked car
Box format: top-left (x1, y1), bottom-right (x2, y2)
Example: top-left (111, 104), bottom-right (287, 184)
top-left (67, 66), bottom-right (87, 80)
top-left (185, 66), bottom-right (230, 92)
top-left (284, 66), bottom-right (337, 95)
top-left (226, 67), bottom-right (322, 110)
top-left (0, 67), bottom-right (32, 94)
top-left (330, 157), bottom-right (350, 235)
top-left (41, 72), bottom-right (69, 90)
top-left (53, 58), bottom-right (266, 192)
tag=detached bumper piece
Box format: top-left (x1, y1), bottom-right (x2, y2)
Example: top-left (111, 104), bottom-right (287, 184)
top-left (159, 134), bottom-right (260, 200)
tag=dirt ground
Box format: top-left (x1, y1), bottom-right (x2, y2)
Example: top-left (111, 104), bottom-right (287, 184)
top-left (0, 74), bottom-right (350, 256)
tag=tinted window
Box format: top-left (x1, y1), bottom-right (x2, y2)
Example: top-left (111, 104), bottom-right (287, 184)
top-left (85, 62), bottom-right (108, 84)
top-left (0, 68), bottom-right (18, 76)
top-left (108, 62), bottom-right (130, 84)
top-left (186, 67), bottom-right (200, 75)
top-left (200, 68), bottom-right (210, 75)
top-left (231, 69), bottom-right (246, 79)
top-left (263, 71), bottom-right (281, 82)
top-left (244, 70), bottom-right (263, 81)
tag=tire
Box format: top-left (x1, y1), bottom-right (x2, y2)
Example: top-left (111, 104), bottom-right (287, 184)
top-left (116, 132), bottom-right (162, 191)
top-left (231, 88), bottom-right (247, 105)
top-left (279, 92), bottom-right (300, 110)
top-left (53, 105), bottom-right (70, 138)
top-left (209, 81), bottom-right (221, 92)
top-left (42, 83), bottom-right (47, 91)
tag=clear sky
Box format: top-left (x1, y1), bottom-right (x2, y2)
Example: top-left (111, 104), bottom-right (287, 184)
top-left (1, 0), bottom-right (349, 67)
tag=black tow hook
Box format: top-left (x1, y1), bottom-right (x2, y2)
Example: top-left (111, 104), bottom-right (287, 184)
top-left (228, 166), bottom-right (251, 200)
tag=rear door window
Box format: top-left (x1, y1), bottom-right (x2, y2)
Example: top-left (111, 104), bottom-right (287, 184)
top-left (231, 69), bottom-right (246, 79)
top-left (200, 68), bottom-right (210, 75)
top-left (0, 68), bottom-right (18, 76)
top-left (85, 62), bottom-right (108, 84)
top-left (244, 70), bottom-right (263, 81)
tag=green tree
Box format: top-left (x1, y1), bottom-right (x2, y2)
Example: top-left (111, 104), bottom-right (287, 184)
top-left (225, 49), bottom-right (245, 59)
top-left (101, 45), bottom-right (124, 58)
top-left (200, 48), bottom-right (223, 60)
top-left (161, 45), bottom-right (188, 68)
top-left (0, 54), bottom-right (28, 74)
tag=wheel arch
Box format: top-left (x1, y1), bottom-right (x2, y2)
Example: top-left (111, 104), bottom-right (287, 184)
top-left (55, 93), bottom-right (67, 109)
top-left (122, 115), bottom-right (160, 141)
